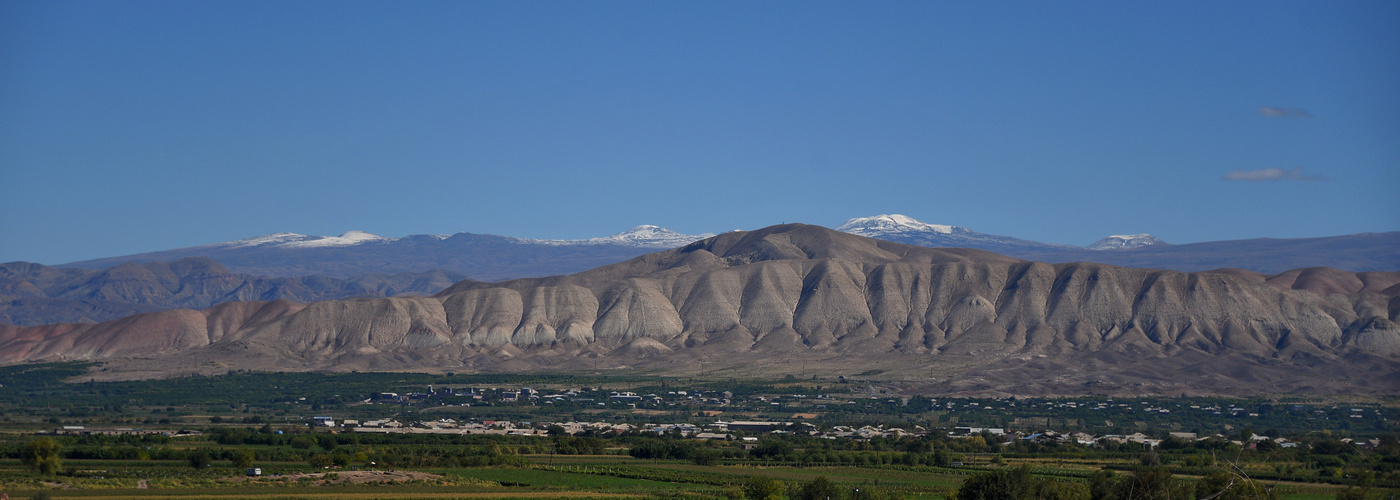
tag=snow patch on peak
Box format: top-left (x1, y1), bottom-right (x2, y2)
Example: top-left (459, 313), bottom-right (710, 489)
top-left (529, 225), bottom-right (714, 248)
top-left (606, 225), bottom-right (716, 247)
top-left (836, 214), bottom-right (956, 236)
top-left (222, 232), bottom-right (312, 248)
top-left (209, 226), bottom-right (710, 252)
top-left (280, 231), bottom-right (392, 249)
top-left (1087, 234), bottom-right (1167, 250)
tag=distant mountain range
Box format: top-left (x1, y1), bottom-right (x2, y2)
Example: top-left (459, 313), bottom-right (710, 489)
top-left (53, 217), bottom-right (1398, 284)
top-left (3, 216), bottom-right (1390, 328)
top-left (62, 226), bottom-right (715, 281)
top-left (1, 226), bottom-right (713, 326)
top-left (834, 214), bottom-right (1083, 254)
top-left (1086, 234), bottom-right (1167, 250)
top-left (6, 224), bottom-right (1397, 396)
top-left (835, 214), bottom-right (1398, 274)
top-left (835, 215), bottom-right (1172, 254)
top-left (0, 258), bottom-right (461, 326)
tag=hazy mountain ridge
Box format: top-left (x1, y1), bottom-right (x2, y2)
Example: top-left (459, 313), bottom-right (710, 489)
top-left (1087, 234), bottom-right (1168, 250)
top-left (835, 215), bottom-right (1082, 255)
top-left (1014, 232), bottom-right (1400, 274)
top-left (836, 214), bottom-right (1398, 273)
top-left (0, 258), bottom-right (462, 326)
top-left (51, 216), bottom-right (1397, 284)
top-left (61, 226), bottom-right (713, 281)
top-left (4, 224), bottom-right (1397, 395)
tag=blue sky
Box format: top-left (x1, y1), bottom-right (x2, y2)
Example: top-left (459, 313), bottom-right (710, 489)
top-left (2, 1), bottom-right (1397, 265)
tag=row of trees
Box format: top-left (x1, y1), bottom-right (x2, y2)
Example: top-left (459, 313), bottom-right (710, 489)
top-left (956, 463), bottom-right (1280, 500)
top-left (740, 475), bottom-right (900, 500)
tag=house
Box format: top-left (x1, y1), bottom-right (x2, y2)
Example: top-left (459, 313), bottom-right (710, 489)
top-left (727, 421), bottom-right (788, 432)
top-left (953, 427), bottom-right (1006, 436)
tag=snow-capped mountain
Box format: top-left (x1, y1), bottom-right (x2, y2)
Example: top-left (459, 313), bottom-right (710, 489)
top-left (835, 214), bottom-right (955, 237)
top-left (211, 226), bottom-right (711, 251)
top-left (835, 214), bottom-right (1397, 273)
top-left (55, 215), bottom-right (1399, 282)
top-left (524, 225), bottom-right (715, 248)
top-left (222, 230), bottom-right (400, 249)
top-left (62, 225), bottom-right (714, 282)
top-left (1087, 234), bottom-right (1168, 250)
top-left (835, 214), bottom-right (1078, 254)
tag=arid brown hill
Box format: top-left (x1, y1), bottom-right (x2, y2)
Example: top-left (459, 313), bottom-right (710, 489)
top-left (2, 224), bottom-right (1397, 396)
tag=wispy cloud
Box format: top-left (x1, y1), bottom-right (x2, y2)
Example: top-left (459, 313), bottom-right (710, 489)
top-left (1222, 167), bottom-right (1326, 182)
top-left (1258, 106), bottom-right (1312, 118)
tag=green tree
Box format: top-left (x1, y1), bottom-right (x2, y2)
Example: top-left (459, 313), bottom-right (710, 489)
top-left (21, 438), bottom-right (62, 475)
top-left (290, 436), bottom-right (315, 449)
top-left (793, 476), bottom-right (843, 500)
top-left (1089, 470), bottom-right (1117, 500)
top-left (1335, 487), bottom-right (1368, 500)
top-left (957, 466), bottom-right (1086, 500)
top-left (308, 453), bottom-right (334, 468)
top-left (958, 466), bottom-right (1033, 500)
top-left (692, 447), bottom-right (722, 466)
top-left (232, 448), bottom-right (256, 469)
top-left (933, 448), bottom-right (952, 467)
top-left (750, 439), bottom-right (793, 459)
top-left (850, 483), bottom-right (905, 500)
top-left (1114, 466), bottom-right (1189, 500)
top-left (1028, 479), bottom-right (1089, 500)
top-left (1194, 470), bottom-right (1278, 500)
top-left (188, 449), bottom-right (212, 468)
top-left (744, 475), bottom-right (785, 500)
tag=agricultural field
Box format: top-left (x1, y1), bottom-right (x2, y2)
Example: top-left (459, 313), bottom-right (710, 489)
top-left (0, 363), bottom-right (1396, 499)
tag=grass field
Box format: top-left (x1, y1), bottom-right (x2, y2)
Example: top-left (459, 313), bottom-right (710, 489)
top-left (0, 452), bottom-right (1388, 499)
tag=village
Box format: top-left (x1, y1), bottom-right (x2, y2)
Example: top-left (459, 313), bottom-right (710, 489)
top-left (277, 384), bottom-right (1385, 452)
top-left (328, 414), bottom-right (1335, 449)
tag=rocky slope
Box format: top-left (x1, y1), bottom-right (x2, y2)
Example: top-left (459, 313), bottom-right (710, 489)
top-left (0, 258), bottom-right (462, 325)
top-left (3, 224), bottom-right (1397, 395)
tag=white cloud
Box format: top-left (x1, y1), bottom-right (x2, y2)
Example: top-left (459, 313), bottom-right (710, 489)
top-left (1222, 167), bottom-right (1326, 182)
top-left (1258, 107), bottom-right (1312, 118)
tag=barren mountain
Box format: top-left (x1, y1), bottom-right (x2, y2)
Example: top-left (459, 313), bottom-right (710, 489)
top-left (0, 258), bottom-right (462, 325)
top-left (3, 224), bottom-right (1397, 396)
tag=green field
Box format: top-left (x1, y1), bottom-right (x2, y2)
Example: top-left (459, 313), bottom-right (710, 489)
top-left (1, 363), bottom-right (1396, 499)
